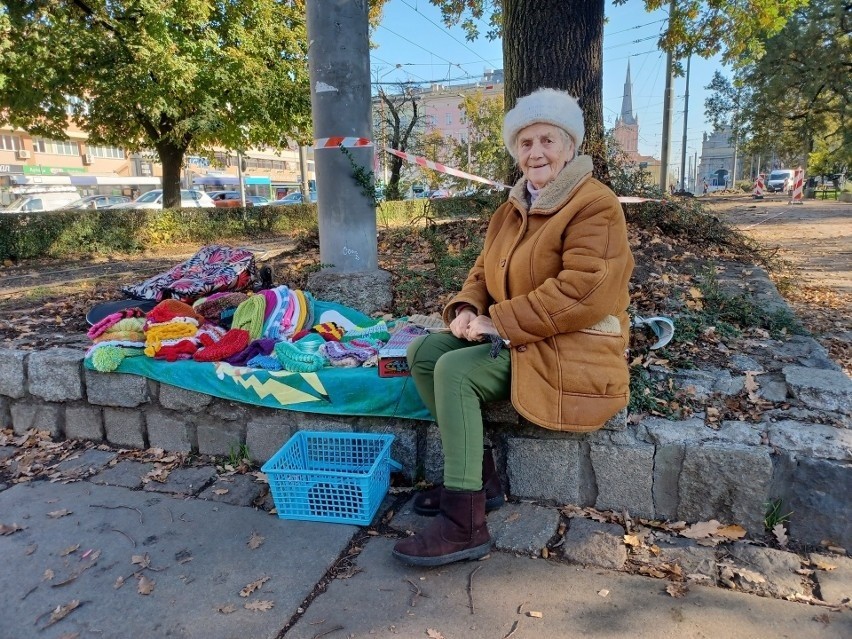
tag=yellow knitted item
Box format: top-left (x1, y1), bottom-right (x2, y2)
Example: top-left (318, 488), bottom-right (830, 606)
top-left (293, 290), bottom-right (308, 334)
top-left (232, 294), bottom-right (267, 340)
top-left (144, 322), bottom-right (198, 356)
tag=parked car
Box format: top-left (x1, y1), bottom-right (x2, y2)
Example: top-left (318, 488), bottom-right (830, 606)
top-left (247, 195), bottom-right (270, 206)
top-left (428, 189), bottom-right (452, 199)
top-left (109, 189), bottom-right (215, 209)
top-left (268, 191), bottom-right (317, 205)
top-left (2, 191), bottom-right (82, 212)
top-left (766, 169), bottom-right (795, 193)
top-left (64, 195), bottom-right (132, 210)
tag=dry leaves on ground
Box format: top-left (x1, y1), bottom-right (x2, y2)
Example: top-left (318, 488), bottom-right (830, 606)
top-left (244, 600), bottom-right (274, 612)
top-left (240, 576), bottom-right (270, 597)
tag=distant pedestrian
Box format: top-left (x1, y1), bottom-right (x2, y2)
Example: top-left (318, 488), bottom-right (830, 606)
top-left (702, 179), bottom-right (708, 195)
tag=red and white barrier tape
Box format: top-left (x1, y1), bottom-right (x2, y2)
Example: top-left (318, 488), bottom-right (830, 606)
top-left (314, 137), bottom-right (373, 149)
top-left (315, 137), bottom-right (665, 203)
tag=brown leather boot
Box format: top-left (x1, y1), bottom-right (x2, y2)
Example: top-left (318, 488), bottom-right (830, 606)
top-left (393, 488), bottom-right (492, 567)
top-left (413, 447), bottom-right (505, 517)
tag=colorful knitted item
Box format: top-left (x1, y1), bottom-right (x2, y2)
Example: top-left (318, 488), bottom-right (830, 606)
top-left (274, 339), bottom-right (325, 373)
top-left (144, 322), bottom-right (198, 356)
top-left (193, 328), bottom-right (251, 362)
top-left (87, 308), bottom-right (146, 340)
top-left (341, 320), bottom-right (390, 343)
top-left (232, 294), bottom-right (267, 340)
top-left (90, 346), bottom-right (145, 372)
top-left (247, 354), bottom-right (283, 370)
top-left (321, 340), bottom-right (379, 368)
top-left (313, 321), bottom-right (345, 341)
top-left (224, 337), bottom-right (276, 366)
top-left (155, 340), bottom-right (199, 361)
top-left (146, 299), bottom-right (206, 325)
top-left (194, 292), bottom-right (249, 324)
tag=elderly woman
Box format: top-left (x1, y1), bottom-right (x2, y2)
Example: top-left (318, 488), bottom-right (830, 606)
top-left (393, 88), bottom-right (635, 567)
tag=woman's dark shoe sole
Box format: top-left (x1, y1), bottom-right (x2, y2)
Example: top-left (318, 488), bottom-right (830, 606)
top-left (392, 540), bottom-right (492, 567)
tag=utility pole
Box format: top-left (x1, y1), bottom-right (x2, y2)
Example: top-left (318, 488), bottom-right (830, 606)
top-left (679, 54), bottom-right (691, 192)
top-left (659, 0), bottom-right (676, 192)
top-left (236, 150), bottom-right (247, 208)
top-left (298, 145), bottom-right (310, 199)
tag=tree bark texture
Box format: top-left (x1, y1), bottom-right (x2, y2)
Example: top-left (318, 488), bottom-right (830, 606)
top-left (502, 0), bottom-right (609, 182)
top-left (157, 142), bottom-right (186, 210)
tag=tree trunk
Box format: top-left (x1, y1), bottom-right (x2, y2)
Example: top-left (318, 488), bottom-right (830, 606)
top-left (157, 142), bottom-right (187, 209)
top-left (502, 0), bottom-right (608, 182)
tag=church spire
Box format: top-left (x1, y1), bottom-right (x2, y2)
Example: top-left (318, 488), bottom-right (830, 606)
top-left (620, 61), bottom-right (637, 125)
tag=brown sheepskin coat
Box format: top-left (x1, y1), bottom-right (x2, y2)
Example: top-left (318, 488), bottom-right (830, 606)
top-left (443, 156), bottom-right (634, 431)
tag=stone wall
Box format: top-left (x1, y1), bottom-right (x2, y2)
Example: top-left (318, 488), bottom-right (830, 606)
top-left (1, 345), bottom-right (850, 549)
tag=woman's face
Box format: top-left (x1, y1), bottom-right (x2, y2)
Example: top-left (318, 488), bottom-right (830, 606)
top-left (516, 123), bottom-right (574, 189)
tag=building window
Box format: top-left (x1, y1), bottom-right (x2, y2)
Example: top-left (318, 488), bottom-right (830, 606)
top-left (0, 135), bottom-right (21, 151)
top-left (32, 138), bottom-right (80, 156)
top-left (445, 113), bottom-right (452, 125)
top-left (88, 145), bottom-right (125, 159)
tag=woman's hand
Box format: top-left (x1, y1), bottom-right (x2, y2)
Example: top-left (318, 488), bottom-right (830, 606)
top-left (465, 315), bottom-right (499, 342)
top-left (449, 307), bottom-right (477, 340)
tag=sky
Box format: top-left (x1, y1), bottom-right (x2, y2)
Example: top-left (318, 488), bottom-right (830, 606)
top-left (370, 0), bottom-right (728, 180)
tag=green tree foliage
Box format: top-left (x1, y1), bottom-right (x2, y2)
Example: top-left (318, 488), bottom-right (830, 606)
top-left (733, 0), bottom-right (850, 173)
top-left (447, 92), bottom-right (506, 191)
top-left (430, 1), bottom-right (805, 181)
top-left (0, 0), bottom-right (311, 208)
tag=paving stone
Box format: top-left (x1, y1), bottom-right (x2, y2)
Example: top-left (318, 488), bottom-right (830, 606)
top-left (10, 401), bottom-right (62, 437)
top-left (758, 374), bottom-right (789, 403)
top-left (207, 398), bottom-right (250, 422)
top-left (27, 347), bottom-right (84, 401)
top-left (0, 350), bottom-right (28, 398)
top-left (639, 417), bottom-right (711, 445)
top-left (0, 396), bottom-right (9, 429)
top-left (158, 384), bottom-right (212, 412)
top-left (359, 420), bottom-right (419, 482)
top-left (728, 355), bottom-right (765, 374)
top-left (652, 444), bottom-right (685, 521)
top-left (776, 336), bottom-right (839, 370)
top-left (783, 365), bottom-right (852, 415)
top-left (561, 516), bottom-right (627, 570)
top-left (716, 420), bottom-right (764, 446)
top-left (90, 460), bottom-right (155, 489)
top-left (103, 407), bottom-right (146, 449)
top-left (589, 442), bottom-right (655, 517)
top-left (53, 449), bottom-right (117, 479)
top-left (198, 473), bottom-right (265, 507)
top-left (507, 437), bottom-right (580, 504)
top-left (488, 501), bottom-right (560, 556)
top-left (143, 466), bottom-right (218, 496)
top-left (64, 404), bottom-right (104, 442)
top-left (0, 446), bottom-right (17, 462)
top-left (768, 420), bottom-right (851, 462)
top-left (810, 553), bottom-right (852, 606)
top-left (678, 444), bottom-right (773, 534)
top-left (85, 369), bottom-right (150, 407)
top-left (724, 543), bottom-right (805, 598)
top-left (483, 400), bottom-right (519, 426)
top-left (423, 423), bottom-right (443, 483)
top-left (787, 458), bottom-right (852, 549)
top-left (655, 538), bottom-right (718, 582)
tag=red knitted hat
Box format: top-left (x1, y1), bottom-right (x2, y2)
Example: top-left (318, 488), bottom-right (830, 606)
top-left (147, 299), bottom-right (206, 325)
top-left (313, 321), bottom-right (345, 342)
top-left (193, 329), bottom-right (251, 362)
top-left (155, 340), bottom-right (199, 362)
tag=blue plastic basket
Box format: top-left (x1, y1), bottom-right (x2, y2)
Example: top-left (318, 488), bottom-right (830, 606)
top-left (262, 431), bottom-right (400, 525)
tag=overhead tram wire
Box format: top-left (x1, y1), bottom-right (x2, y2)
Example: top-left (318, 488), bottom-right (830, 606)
top-left (376, 24), bottom-right (476, 83)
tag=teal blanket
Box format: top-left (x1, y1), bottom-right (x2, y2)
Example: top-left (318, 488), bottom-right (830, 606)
top-left (83, 300), bottom-right (431, 421)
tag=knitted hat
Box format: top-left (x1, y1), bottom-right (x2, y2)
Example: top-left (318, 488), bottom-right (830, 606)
top-left (232, 294), bottom-right (267, 340)
top-left (502, 88), bottom-right (584, 160)
top-left (225, 337), bottom-right (277, 366)
top-left (193, 328), bottom-right (251, 362)
top-left (274, 339), bottom-right (325, 373)
top-left (146, 299), bottom-right (206, 325)
top-left (194, 292), bottom-right (249, 324)
top-left (313, 322), bottom-right (345, 342)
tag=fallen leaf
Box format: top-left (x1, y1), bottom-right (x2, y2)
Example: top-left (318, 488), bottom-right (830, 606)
top-left (216, 604), bottom-right (237, 614)
top-left (426, 629), bottom-right (445, 639)
top-left (43, 568), bottom-right (55, 581)
top-left (772, 523), bottom-right (788, 548)
top-left (114, 576), bottom-right (125, 589)
top-left (213, 488), bottom-right (229, 496)
top-left (244, 600), bottom-right (274, 611)
top-left (666, 582), bottom-right (689, 598)
top-left (131, 553), bottom-right (151, 568)
top-left (715, 524), bottom-right (747, 540)
top-left (44, 600), bottom-right (81, 628)
top-left (623, 534), bottom-right (642, 547)
top-left (503, 512), bottom-right (521, 524)
top-left (527, 611), bottom-right (543, 618)
top-left (247, 532), bottom-right (265, 550)
top-left (811, 556), bottom-right (837, 571)
top-left (597, 589), bottom-right (609, 598)
top-left (0, 522), bottom-right (25, 535)
top-left (60, 544), bottom-right (80, 557)
top-left (680, 520), bottom-right (723, 539)
top-left (240, 576), bottom-right (270, 597)
top-left (25, 544), bottom-right (38, 555)
top-left (47, 509), bottom-right (73, 519)
top-left (137, 574), bottom-right (155, 595)
top-left (541, 547), bottom-right (549, 559)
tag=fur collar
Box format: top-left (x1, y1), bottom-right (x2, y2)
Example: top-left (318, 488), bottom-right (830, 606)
top-left (508, 155), bottom-right (594, 215)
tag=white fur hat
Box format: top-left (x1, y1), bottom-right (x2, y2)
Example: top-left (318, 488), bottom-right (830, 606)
top-left (502, 88), bottom-right (585, 159)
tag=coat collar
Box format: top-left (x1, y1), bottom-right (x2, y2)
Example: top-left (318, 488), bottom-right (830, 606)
top-left (508, 155), bottom-right (594, 215)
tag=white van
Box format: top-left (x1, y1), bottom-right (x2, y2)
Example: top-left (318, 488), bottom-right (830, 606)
top-left (2, 191), bottom-right (81, 212)
top-left (766, 169), bottom-right (795, 193)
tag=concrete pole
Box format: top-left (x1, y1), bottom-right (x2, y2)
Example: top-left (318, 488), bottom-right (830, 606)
top-left (659, 0), bottom-right (676, 192)
top-left (306, 0), bottom-right (375, 273)
top-left (236, 150), bottom-right (247, 208)
top-left (298, 145), bottom-right (310, 199)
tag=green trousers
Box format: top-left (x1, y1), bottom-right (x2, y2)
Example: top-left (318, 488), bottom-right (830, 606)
top-left (406, 333), bottom-right (511, 491)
